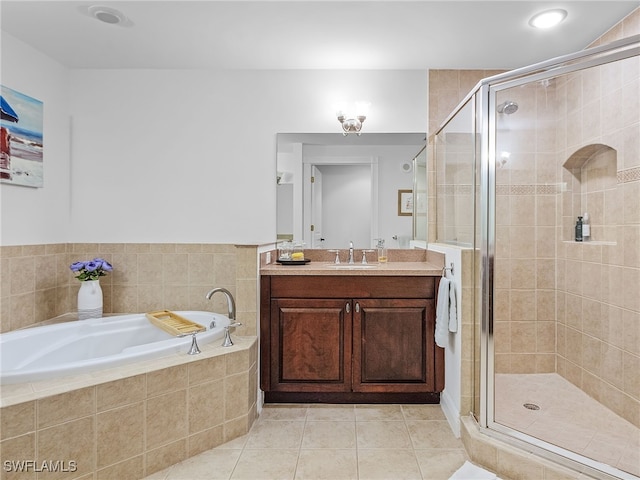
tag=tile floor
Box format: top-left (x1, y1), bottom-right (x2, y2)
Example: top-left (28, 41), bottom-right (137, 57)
top-left (495, 373), bottom-right (640, 478)
top-left (144, 404), bottom-right (469, 480)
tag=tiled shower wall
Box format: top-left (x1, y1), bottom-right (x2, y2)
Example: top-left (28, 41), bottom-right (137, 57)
top-left (555, 17), bottom-right (640, 427)
top-left (0, 243), bottom-right (258, 336)
top-left (428, 8), bottom-right (640, 427)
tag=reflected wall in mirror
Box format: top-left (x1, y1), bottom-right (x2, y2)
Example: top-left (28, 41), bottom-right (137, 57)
top-left (277, 133), bottom-right (426, 249)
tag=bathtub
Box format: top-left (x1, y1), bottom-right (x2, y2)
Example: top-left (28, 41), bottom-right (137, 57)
top-left (0, 311), bottom-right (231, 385)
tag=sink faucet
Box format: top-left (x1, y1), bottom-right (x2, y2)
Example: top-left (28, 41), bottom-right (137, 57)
top-left (348, 241), bottom-right (355, 264)
top-left (205, 287), bottom-right (242, 346)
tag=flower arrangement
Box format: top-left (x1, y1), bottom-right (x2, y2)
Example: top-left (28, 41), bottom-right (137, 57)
top-left (70, 258), bottom-right (113, 281)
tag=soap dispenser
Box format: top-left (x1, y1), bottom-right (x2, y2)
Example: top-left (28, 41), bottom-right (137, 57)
top-left (376, 239), bottom-right (387, 263)
top-left (575, 216), bottom-right (583, 242)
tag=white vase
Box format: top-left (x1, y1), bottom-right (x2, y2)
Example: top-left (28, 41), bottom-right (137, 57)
top-left (77, 280), bottom-right (103, 320)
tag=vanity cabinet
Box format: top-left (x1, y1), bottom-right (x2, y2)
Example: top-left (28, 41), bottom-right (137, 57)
top-left (260, 274), bottom-right (444, 403)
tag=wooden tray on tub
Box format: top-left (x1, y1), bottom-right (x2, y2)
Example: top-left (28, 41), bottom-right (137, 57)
top-left (145, 310), bottom-right (206, 337)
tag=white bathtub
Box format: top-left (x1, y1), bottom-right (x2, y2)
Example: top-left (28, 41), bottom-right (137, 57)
top-left (0, 311), bottom-right (230, 385)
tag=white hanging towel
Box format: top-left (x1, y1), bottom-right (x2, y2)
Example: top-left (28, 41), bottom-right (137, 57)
top-left (448, 279), bottom-right (458, 333)
top-left (435, 277), bottom-right (450, 348)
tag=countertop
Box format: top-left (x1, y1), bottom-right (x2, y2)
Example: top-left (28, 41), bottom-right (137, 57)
top-left (260, 261), bottom-right (444, 276)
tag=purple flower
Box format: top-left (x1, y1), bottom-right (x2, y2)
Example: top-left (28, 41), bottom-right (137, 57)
top-left (84, 261), bottom-right (99, 272)
top-left (70, 258), bottom-right (114, 281)
top-left (70, 261), bottom-right (85, 272)
top-left (101, 260), bottom-right (113, 272)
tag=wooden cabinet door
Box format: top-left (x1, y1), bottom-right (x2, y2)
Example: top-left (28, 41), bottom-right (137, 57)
top-left (270, 298), bottom-right (352, 392)
top-left (352, 298), bottom-right (435, 393)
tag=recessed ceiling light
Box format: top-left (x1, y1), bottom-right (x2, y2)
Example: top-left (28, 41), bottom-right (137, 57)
top-left (529, 9), bottom-right (567, 29)
top-left (88, 5), bottom-right (126, 25)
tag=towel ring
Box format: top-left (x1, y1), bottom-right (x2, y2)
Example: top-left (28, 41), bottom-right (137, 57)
top-left (442, 262), bottom-right (454, 277)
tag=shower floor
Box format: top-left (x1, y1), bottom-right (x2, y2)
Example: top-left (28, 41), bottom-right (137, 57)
top-left (494, 373), bottom-right (639, 477)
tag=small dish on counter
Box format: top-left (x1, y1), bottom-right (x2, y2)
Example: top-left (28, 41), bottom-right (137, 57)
top-left (276, 259), bottom-right (311, 265)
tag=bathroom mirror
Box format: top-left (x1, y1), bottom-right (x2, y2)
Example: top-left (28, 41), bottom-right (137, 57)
top-left (276, 133), bottom-right (426, 249)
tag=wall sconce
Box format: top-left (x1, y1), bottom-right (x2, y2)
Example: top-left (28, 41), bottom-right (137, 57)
top-left (336, 102), bottom-right (370, 136)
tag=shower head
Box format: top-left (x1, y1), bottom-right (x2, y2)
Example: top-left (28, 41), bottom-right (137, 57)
top-left (497, 101), bottom-right (519, 115)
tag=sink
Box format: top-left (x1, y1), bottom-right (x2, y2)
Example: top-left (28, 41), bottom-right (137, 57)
top-left (326, 264), bottom-right (377, 270)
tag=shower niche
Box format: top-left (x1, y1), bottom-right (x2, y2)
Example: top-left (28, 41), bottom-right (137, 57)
top-left (562, 143), bottom-right (618, 244)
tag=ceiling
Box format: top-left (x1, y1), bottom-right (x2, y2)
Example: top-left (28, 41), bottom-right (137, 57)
top-left (1, 1), bottom-right (637, 70)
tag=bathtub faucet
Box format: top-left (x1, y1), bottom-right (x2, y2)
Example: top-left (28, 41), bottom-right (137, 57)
top-left (205, 287), bottom-right (242, 346)
top-left (205, 287), bottom-right (236, 321)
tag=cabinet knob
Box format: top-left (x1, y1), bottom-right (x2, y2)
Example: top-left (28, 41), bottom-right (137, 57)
top-left (355, 302), bottom-right (360, 313)
top-left (345, 302), bottom-right (350, 313)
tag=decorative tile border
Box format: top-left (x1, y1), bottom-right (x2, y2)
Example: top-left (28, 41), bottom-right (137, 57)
top-left (618, 166), bottom-right (640, 184)
top-left (495, 184), bottom-right (561, 195)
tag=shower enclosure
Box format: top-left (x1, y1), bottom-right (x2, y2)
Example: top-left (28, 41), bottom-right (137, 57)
top-left (434, 35), bottom-right (639, 479)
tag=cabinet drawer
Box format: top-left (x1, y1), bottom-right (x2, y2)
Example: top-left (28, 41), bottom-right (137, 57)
top-left (269, 275), bottom-right (435, 299)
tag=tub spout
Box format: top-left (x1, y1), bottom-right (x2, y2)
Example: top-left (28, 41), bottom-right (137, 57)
top-left (205, 287), bottom-right (236, 321)
top-left (222, 322), bottom-right (242, 347)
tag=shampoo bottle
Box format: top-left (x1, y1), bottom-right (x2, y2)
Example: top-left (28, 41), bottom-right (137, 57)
top-left (575, 216), bottom-right (583, 242)
top-left (582, 213), bottom-right (590, 241)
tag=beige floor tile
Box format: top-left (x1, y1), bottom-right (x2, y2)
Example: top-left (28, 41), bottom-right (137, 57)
top-left (246, 420), bottom-right (305, 449)
top-left (401, 405), bottom-right (446, 421)
top-left (415, 449), bottom-right (468, 480)
top-left (302, 421), bottom-right (356, 449)
top-left (260, 405), bottom-right (308, 421)
top-left (406, 420), bottom-right (463, 449)
top-left (165, 449), bottom-right (242, 479)
top-left (306, 404), bottom-right (356, 422)
top-left (230, 449), bottom-right (298, 480)
top-left (295, 449), bottom-right (358, 480)
top-left (357, 449), bottom-right (422, 480)
top-left (355, 404), bottom-right (404, 421)
top-left (356, 421), bottom-right (412, 449)
top-left (218, 434), bottom-right (249, 450)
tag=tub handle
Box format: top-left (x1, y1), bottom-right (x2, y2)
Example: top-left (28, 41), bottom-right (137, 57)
top-left (222, 322), bottom-right (242, 347)
top-left (187, 332), bottom-right (201, 355)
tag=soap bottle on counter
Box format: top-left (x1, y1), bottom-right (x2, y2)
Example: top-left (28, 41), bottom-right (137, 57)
top-left (376, 239), bottom-right (387, 263)
top-left (582, 212), bottom-right (590, 241)
top-left (575, 216), bottom-right (583, 242)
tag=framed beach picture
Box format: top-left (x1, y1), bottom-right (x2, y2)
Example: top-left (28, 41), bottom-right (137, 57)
top-left (398, 189), bottom-right (413, 216)
top-left (1, 85), bottom-right (44, 187)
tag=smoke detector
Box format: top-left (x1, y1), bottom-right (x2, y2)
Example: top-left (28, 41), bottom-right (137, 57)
top-left (88, 5), bottom-right (126, 25)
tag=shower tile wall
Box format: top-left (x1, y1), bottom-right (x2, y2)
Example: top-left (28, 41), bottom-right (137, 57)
top-left (0, 243), bottom-right (258, 337)
top-left (428, 6), bottom-right (640, 428)
top-left (428, 69), bottom-right (504, 245)
top-left (493, 79), bottom-right (558, 376)
top-left (555, 51), bottom-right (640, 427)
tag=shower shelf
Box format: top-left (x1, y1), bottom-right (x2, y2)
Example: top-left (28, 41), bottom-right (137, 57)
top-left (562, 241), bottom-right (617, 246)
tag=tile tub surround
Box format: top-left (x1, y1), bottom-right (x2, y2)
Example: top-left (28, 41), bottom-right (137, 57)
top-left (0, 336), bottom-right (258, 480)
top-left (0, 243), bottom-right (258, 336)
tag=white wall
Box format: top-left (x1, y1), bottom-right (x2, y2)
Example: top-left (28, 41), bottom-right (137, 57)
top-left (0, 33), bottom-right (71, 245)
top-left (1, 31), bottom-right (427, 246)
top-left (0, 33), bottom-right (428, 245)
top-left (428, 243), bottom-right (463, 437)
top-left (66, 69), bottom-right (427, 245)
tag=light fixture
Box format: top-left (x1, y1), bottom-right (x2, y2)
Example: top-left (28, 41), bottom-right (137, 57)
top-left (336, 102), bottom-right (370, 136)
top-left (529, 9), bottom-right (567, 29)
top-left (88, 5), bottom-right (126, 25)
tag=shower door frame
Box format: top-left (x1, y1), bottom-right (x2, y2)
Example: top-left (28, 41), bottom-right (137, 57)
top-left (477, 35), bottom-right (640, 479)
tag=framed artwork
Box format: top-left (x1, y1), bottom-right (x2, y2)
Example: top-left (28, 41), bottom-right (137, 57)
top-left (1, 85), bottom-right (44, 187)
top-left (398, 189), bottom-right (413, 216)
